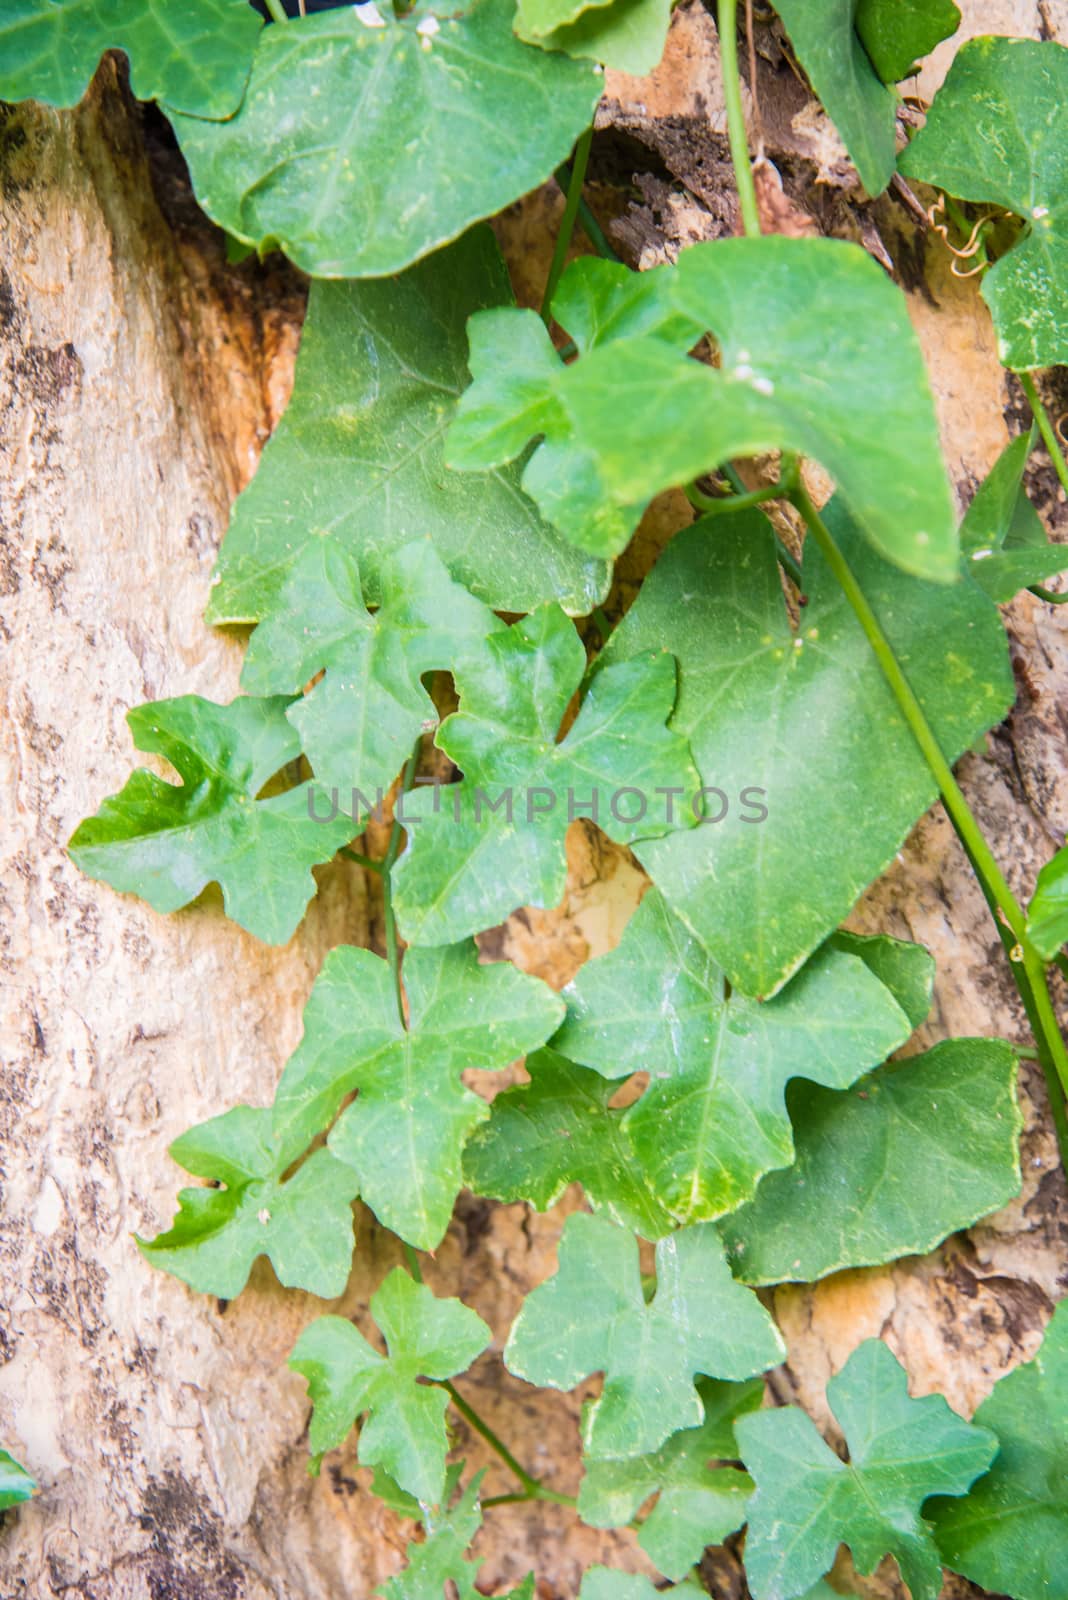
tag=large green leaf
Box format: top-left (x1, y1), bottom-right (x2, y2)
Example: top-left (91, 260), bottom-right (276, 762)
top-left (241, 541), bottom-right (502, 797)
top-left (721, 1040), bottom-right (1022, 1285)
top-left (505, 1212), bottom-right (784, 1458)
top-left (208, 229), bottom-right (607, 626)
top-left (68, 695), bottom-right (355, 945)
top-left (737, 1339), bottom-right (997, 1600)
top-left (899, 36), bottom-right (1068, 371)
top-left (271, 941), bottom-right (563, 1250)
top-left (138, 1106), bottom-right (360, 1300)
top-left (448, 241), bottom-right (957, 580)
top-left (289, 1270), bottom-right (489, 1505)
top-left (169, 0), bottom-right (601, 278)
top-left (960, 432), bottom-right (1065, 602)
top-left (515, 0), bottom-right (672, 75)
top-left (601, 505), bottom-right (1013, 997)
top-left (553, 891), bottom-right (914, 1221)
top-left (855, 0), bottom-right (960, 85)
top-left (462, 1048), bottom-right (674, 1239)
top-left (1026, 843), bottom-right (1068, 961)
top-left (0, 1450), bottom-right (35, 1511)
top-left (0, 0), bottom-right (260, 115)
top-left (930, 1299), bottom-right (1068, 1598)
top-left (392, 605), bottom-right (697, 947)
top-left (579, 1378), bottom-right (761, 1579)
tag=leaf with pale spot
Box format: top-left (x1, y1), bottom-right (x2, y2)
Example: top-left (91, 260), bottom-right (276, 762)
top-left (960, 432), bottom-right (1065, 602)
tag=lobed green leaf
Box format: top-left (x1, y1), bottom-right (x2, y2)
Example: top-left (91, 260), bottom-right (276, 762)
top-left (0, 1449), bottom-right (35, 1511)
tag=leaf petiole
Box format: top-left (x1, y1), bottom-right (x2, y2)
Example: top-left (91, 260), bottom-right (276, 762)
top-left (717, 0), bottom-right (761, 238)
top-left (262, 0), bottom-right (289, 22)
top-left (339, 847), bottom-right (384, 874)
top-left (440, 1379), bottom-right (575, 1506)
top-left (1020, 370), bottom-right (1068, 501)
top-left (382, 741), bottom-right (423, 1028)
top-left (542, 128), bottom-right (594, 326)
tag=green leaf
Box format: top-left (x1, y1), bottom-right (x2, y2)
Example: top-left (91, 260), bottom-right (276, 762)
top-left (1027, 843), bottom-right (1068, 960)
top-left (929, 1299), bottom-right (1068, 1598)
top-left (959, 433), bottom-right (1063, 602)
top-left (579, 1572), bottom-right (704, 1600)
top-left (207, 229), bottom-right (607, 628)
top-left (0, 0), bottom-right (260, 115)
top-left (0, 1450), bottom-right (35, 1511)
top-left (554, 891), bottom-right (915, 1221)
top-left (855, 0), bottom-right (960, 86)
top-left (448, 240), bottom-right (957, 580)
top-left (737, 1339), bottom-right (997, 1600)
top-left (241, 541), bottom-right (503, 796)
top-left (271, 942), bottom-right (564, 1250)
top-left (67, 695), bottom-right (355, 945)
top-left (290, 1271), bottom-right (489, 1506)
top-left (516, 0), bottom-right (672, 76)
top-left (168, 0), bottom-right (602, 279)
top-left (579, 1378), bottom-right (762, 1579)
top-left (828, 930), bottom-right (935, 1031)
top-left (505, 1212), bottom-right (785, 1458)
top-left (721, 1039), bottom-right (1023, 1285)
top-left (600, 504), bottom-right (1013, 997)
top-left (378, 1473), bottom-right (485, 1600)
top-left (899, 36), bottom-right (1068, 371)
top-left (392, 605), bottom-right (698, 948)
top-left (462, 1048), bottom-right (675, 1239)
top-left (138, 1106), bottom-right (360, 1300)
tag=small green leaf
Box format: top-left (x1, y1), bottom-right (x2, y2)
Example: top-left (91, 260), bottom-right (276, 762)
top-left (462, 1048), bottom-right (674, 1239)
top-left (68, 695), bottom-right (355, 945)
top-left (601, 504), bottom-right (1013, 997)
top-left (515, 0), bottom-right (611, 43)
top-left (271, 942), bottom-right (564, 1250)
top-left (929, 1299), bottom-right (1068, 1598)
top-left (242, 542), bottom-right (503, 796)
top-left (376, 1474), bottom-right (534, 1600)
top-left (899, 36), bottom-right (1068, 371)
top-left (960, 434), bottom-right (1064, 602)
top-left (0, 1450), bottom-right (35, 1511)
top-left (208, 229), bottom-right (607, 626)
top-left (1026, 843), bottom-right (1068, 961)
top-left (721, 1039), bottom-right (1023, 1285)
top-left (290, 1271), bottom-right (489, 1506)
top-left (169, 0), bottom-right (602, 278)
top-left (516, 0), bottom-right (672, 75)
top-left (393, 606), bottom-right (697, 948)
top-left (579, 1378), bottom-right (762, 1579)
top-left (855, 0), bottom-right (960, 86)
top-left (737, 1339), bottom-right (997, 1600)
top-left (138, 1106), bottom-right (360, 1300)
top-left (554, 891), bottom-right (914, 1221)
top-left (505, 1212), bottom-right (784, 1459)
top-left (0, 0), bottom-right (260, 115)
top-left (448, 240), bottom-right (957, 580)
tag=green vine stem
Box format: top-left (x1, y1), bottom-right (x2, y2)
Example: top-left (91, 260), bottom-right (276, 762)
top-left (553, 156), bottom-right (620, 264)
top-left (1020, 370), bottom-right (1068, 501)
top-left (382, 740), bottom-right (422, 1026)
top-left (542, 128), bottom-right (594, 325)
top-left (717, 0), bottom-right (761, 238)
top-left (263, 0), bottom-right (289, 22)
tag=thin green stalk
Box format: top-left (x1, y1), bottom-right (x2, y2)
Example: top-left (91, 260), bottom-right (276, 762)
top-left (1055, 951), bottom-right (1068, 985)
top-left (403, 1242), bottom-right (423, 1283)
top-left (382, 741), bottom-right (422, 1028)
top-left (440, 1381), bottom-right (575, 1506)
top-left (686, 480), bottom-right (783, 516)
top-left (717, 0), bottom-right (761, 238)
top-left (553, 158), bottom-right (620, 264)
top-left (339, 846), bottom-right (384, 874)
top-left (1029, 585), bottom-right (1068, 604)
top-left (1020, 371), bottom-right (1068, 500)
top-left (542, 129), bottom-right (594, 326)
top-left (263, 0), bottom-right (289, 22)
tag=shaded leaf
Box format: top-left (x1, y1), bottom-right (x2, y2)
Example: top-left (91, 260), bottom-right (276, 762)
top-left (271, 942), bottom-right (564, 1249)
top-left (899, 36), bottom-right (1068, 371)
top-left (169, 0), bottom-right (602, 278)
top-left (516, 0), bottom-right (672, 76)
top-left (505, 1212), bottom-right (784, 1458)
top-left (855, 0), bottom-right (960, 86)
top-left (1026, 842), bottom-right (1068, 961)
top-left (555, 891), bottom-right (914, 1221)
top-left (721, 1040), bottom-right (1022, 1285)
top-left (68, 695), bottom-right (354, 945)
top-left (139, 1106), bottom-right (360, 1300)
top-left (737, 1339), bottom-right (997, 1600)
top-left (0, 1450), bottom-right (35, 1511)
top-left (601, 504), bottom-right (1013, 997)
top-left (392, 605), bottom-right (697, 947)
top-left (960, 433), bottom-right (1064, 602)
top-left (377, 1474), bottom-right (535, 1600)
top-left (209, 229), bottom-right (607, 627)
top-left (290, 1270), bottom-right (489, 1504)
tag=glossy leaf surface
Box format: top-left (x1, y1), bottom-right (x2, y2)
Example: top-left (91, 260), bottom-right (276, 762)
top-left (515, 0), bottom-right (672, 75)
top-left (1026, 843), bottom-right (1068, 960)
top-left (960, 433), bottom-right (1063, 601)
top-left (856, 0), bottom-right (960, 84)
top-left (0, 1450), bottom-right (35, 1511)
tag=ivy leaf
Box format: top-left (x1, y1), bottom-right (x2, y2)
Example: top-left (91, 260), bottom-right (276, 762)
top-left (448, 240), bottom-right (957, 581)
top-left (515, 0), bottom-right (672, 76)
top-left (67, 695), bottom-right (355, 945)
top-left (0, 1450), bottom-right (35, 1511)
top-left (601, 504), bottom-right (1013, 997)
top-left (168, 0), bottom-right (601, 279)
top-left (138, 1106), bottom-right (360, 1300)
top-left (555, 891), bottom-right (914, 1221)
top-left (929, 1299), bottom-right (1068, 1598)
top-left (855, 0), bottom-right (960, 87)
top-left (289, 1270), bottom-right (489, 1505)
top-left (737, 1339), bottom-right (997, 1600)
top-left (462, 1049), bottom-right (674, 1239)
top-left (241, 542), bottom-right (503, 796)
top-left (0, 0), bottom-right (260, 116)
top-left (377, 1474), bottom-right (535, 1600)
top-left (960, 433), bottom-right (1064, 602)
top-left (208, 229), bottom-right (607, 628)
top-left (505, 1212), bottom-right (785, 1458)
top-left (580, 1573), bottom-right (704, 1599)
top-left (579, 1378), bottom-right (762, 1580)
top-left (899, 36), bottom-right (1068, 371)
top-left (1026, 843), bottom-right (1068, 961)
top-left (721, 1039), bottom-right (1022, 1286)
top-left (271, 942), bottom-right (564, 1250)
top-left (828, 930), bottom-right (935, 1031)
top-left (392, 605), bottom-right (698, 948)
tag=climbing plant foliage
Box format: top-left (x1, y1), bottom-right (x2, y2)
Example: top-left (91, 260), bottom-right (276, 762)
top-left (14, 2), bottom-right (1065, 1596)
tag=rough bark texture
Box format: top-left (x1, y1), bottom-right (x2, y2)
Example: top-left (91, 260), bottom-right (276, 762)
top-left (1, 5), bottom-right (1067, 1597)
